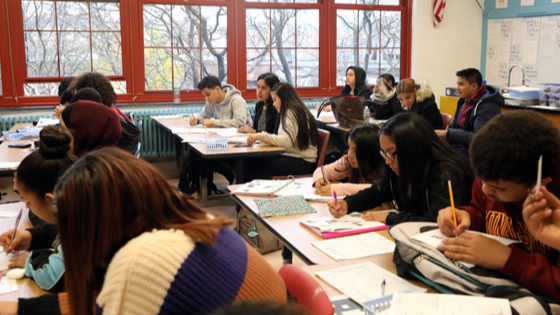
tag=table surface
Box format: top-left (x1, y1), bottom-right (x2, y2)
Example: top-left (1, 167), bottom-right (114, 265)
top-left (0, 203), bottom-right (50, 301)
top-left (0, 140), bottom-right (35, 171)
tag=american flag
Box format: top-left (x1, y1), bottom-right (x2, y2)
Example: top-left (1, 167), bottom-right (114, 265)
top-left (433, 0), bottom-right (446, 27)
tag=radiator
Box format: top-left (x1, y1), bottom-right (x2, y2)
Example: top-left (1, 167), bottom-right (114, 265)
top-left (0, 103), bottom-right (318, 159)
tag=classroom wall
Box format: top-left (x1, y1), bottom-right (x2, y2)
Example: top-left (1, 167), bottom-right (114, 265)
top-left (411, 0), bottom-right (485, 104)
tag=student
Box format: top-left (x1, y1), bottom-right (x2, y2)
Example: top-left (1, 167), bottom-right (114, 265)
top-left (54, 148), bottom-right (287, 315)
top-left (245, 82), bottom-right (319, 181)
top-left (239, 73), bottom-right (280, 134)
top-left (60, 100), bottom-right (122, 157)
top-left (317, 66), bottom-right (372, 112)
top-left (370, 73), bottom-right (405, 120)
top-left (523, 186), bottom-right (560, 251)
top-left (0, 126), bottom-right (76, 314)
top-left (435, 68), bottom-right (503, 158)
top-left (53, 77), bottom-right (76, 117)
top-left (313, 124), bottom-right (384, 197)
top-left (328, 113), bottom-right (473, 224)
top-left (189, 75), bottom-right (252, 128)
top-left (395, 79), bottom-right (444, 130)
top-left (437, 111), bottom-right (560, 302)
top-left (74, 72), bottom-right (141, 154)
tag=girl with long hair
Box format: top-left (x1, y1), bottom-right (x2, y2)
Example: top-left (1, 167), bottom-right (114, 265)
top-left (239, 73), bottom-right (280, 134)
top-left (329, 112), bottom-right (473, 225)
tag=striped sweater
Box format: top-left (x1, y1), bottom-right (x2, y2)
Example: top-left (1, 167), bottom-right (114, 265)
top-left (95, 228), bottom-right (287, 315)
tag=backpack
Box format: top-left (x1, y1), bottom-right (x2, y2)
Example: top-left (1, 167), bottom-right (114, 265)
top-left (389, 222), bottom-right (560, 315)
top-left (117, 116), bottom-right (141, 155)
top-left (235, 207), bottom-right (282, 254)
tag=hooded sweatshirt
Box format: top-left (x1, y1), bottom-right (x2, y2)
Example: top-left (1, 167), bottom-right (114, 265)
top-left (340, 67), bottom-right (373, 99)
top-left (196, 84), bottom-right (252, 128)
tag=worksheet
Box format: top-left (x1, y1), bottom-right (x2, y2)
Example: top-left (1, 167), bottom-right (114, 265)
top-left (171, 127), bottom-right (208, 134)
top-left (312, 232), bottom-right (395, 261)
top-left (389, 292), bottom-right (512, 315)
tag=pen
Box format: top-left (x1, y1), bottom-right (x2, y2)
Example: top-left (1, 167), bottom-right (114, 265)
top-left (381, 279), bottom-right (386, 296)
top-left (320, 166), bottom-right (328, 184)
top-left (234, 144), bottom-right (252, 147)
top-left (333, 191), bottom-right (340, 212)
top-left (448, 180), bottom-right (457, 227)
top-left (6, 209), bottom-right (23, 256)
top-left (535, 155), bottom-right (543, 194)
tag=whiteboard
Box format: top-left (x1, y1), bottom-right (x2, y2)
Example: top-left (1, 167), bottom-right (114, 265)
top-left (485, 16), bottom-right (560, 87)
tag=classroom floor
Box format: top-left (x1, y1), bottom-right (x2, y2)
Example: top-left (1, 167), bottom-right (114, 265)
top-left (0, 162), bottom-right (306, 272)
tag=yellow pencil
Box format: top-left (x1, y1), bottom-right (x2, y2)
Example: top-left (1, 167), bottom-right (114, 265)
top-left (448, 180), bottom-right (457, 227)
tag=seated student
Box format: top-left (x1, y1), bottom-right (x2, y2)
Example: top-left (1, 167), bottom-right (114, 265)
top-left (370, 73), bottom-right (405, 120)
top-left (317, 66), bottom-right (372, 112)
top-left (245, 82), bottom-right (319, 181)
top-left (0, 127), bottom-right (75, 314)
top-left (60, 100), bottom-right (122, 157)
top-left (189, 75), bottom-right (252, 128)
top-left (74, 72), bottom-right (141, 154)
top-left (437, 111), bottom-right (560, 303)
top-left (53, 77), bottom-right (76, 117)
top-left (523, 186), bottom-right (560, 251)
top-left (328, 113), bottom-right (473, 224)
top-left (54, 148), bottom-right (287, 315)
top-left (239, 73), bottom-right (280, 134)
top-left (313, 124), bottom-right (384, 197)
top-left (435, 68), bottom-right (503, 158)
top-left (396, 79), bottom-right (444, 130)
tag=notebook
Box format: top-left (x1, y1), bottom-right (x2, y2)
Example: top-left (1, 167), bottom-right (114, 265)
top-left (254, 195), bottom-right (317, 218)
top-left (231, 177), bottom-right (341, 202)
top-left (300, 214), bottom-right (388, 239)
top-left (312, 232), bottom-right (396, 261)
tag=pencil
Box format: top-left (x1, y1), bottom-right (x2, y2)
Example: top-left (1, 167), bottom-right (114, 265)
top-left (448, 180), bottom-right (457, 227)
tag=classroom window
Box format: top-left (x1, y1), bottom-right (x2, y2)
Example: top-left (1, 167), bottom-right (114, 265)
top-left (334, 0), bottom-right (399, 4)
top-left (246, 8), bottom-right (319, 88)
top-left (336, 9), bottom-right (401, 86)
top-left (22, 0), bottom-right (122, 96)
top-left (143, 4), bottom-right (228, 91)
top-left (245, 0), bottom-right (318, 3)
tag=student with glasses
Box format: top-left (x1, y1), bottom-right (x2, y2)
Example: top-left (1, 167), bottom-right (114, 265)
top-left (328, 112), bottom-right (473, 225)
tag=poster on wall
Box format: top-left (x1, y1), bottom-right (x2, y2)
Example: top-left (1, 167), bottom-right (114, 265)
top-left (485, 19), bottom-right (513, 84)
top-left (521, 0), bottom-right (535, 6)
top-left (496, 0), bottom-right (508, 9)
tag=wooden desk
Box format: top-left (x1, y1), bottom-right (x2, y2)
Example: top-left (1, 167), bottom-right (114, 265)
top-left (0, 203), bottom-right (49, 301)
top-left (309, 109), bottom-right (338, 125)
top-left (0, 140), bottom-right (35, 171)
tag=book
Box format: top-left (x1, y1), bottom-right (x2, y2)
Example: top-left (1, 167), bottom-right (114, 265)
top-left (300, 214), bottom-right (388, 239)
top-left (312, 232), bottom-right (396, 261)
top-left (231, 177), bottom-right (342, 202)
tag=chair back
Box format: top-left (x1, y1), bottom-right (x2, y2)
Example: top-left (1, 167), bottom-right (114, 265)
top-left (316, 129), bottom-right (330, 168)
top-left (279, 264), bottom-right (334, 315)
top-left (441, 113), bottom-right (453, 129)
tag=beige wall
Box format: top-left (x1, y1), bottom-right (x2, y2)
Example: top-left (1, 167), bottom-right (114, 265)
top-left (411, 0), bottom-right (484, 104)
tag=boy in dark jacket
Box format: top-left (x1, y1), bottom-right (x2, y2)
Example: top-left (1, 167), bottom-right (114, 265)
top-left (437, 111), bottom-right (560, 303)
top-left (435, 68), bottom-right (503, 158)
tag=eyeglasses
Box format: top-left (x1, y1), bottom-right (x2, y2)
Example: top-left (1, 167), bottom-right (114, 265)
top-left (379, 150), bottom-right (397, 161)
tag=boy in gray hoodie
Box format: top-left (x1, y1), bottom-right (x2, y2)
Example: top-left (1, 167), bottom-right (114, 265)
top-left (189, 76), bottom-right (252, 128)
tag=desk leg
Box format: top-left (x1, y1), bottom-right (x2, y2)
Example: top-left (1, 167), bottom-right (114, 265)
top-left (175, 136), bottom-right (182, 172)
top-left (200, 159), bottom-right (208, 203)
top-left (234, 159), bottom-right (244, 184)
top-left (282, 246), bottom-right (293, 265)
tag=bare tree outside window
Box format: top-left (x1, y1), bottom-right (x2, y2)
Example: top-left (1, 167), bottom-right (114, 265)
top-left (143, 4), bottom-right (227, 91)
top-left (336, 9), bottom-right (400, 86)
top-left (22, 0), bottom-right (122, 96)
top-left (246, 8), bottom-right (319, 88)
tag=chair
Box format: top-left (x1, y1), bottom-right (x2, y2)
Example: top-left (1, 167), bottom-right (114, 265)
top-left (278, 264), bottom-right (334, 315)
top-left (270, 128), bottom-right (330, 179)
top-left (441, 113), bottom-right (453, 129)
top-left (134, 142), bottom-right (141, 158)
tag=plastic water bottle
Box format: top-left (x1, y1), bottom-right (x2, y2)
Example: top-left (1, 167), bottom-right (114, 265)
top-left (363, 106), bottom-right (370, 121)
top-left (173, 87), bottom-right (181, 103)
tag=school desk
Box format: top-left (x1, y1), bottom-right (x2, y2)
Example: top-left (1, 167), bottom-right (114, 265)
top-left (0, 203), bottom-right (49, 301)
top-left (309, 109), bottom-right (338, 125)
top-left (0, 140), bottom-right (35, 171)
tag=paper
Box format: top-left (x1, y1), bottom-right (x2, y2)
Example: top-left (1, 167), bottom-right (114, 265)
top-left (497, 43), bottom-right (511, 63)
top-left (520, 0), bottom-right (534, 6)
top-left (0, 253), bottom-right (19, 272)
top-left (232, 178), bottom-right (340, 202)
top-left (0, 278), bottom-right (18, 295)
top-left (522, 42), bottom-right (538, 64)
top-left (411, 228), bottom-right (522, 268)
top-left (181, 137), bottom-right (206, 143)
top-left (313, 232), bottom-right (395, 261)
top-left (316, 261), bottom-right (427, 303)
top-left (527, 19), bottom-right (540, 40)
top-left (171, 127), bottom-right (207, 134)
top-left (487, 22), bottom-right (501, 43)
top-left (536, 155), bottom-right (543, 193)
top-left (228, 136), bottom-right (249, 144)
top-left (540, 21), bottom-right (557, 57)
top-left (152, 114), bottom-right (186, 119)
top-left (495, 0), bottom-right (507, 9)
top-left (206, 128), bottom-right (241, 137)
top-left (389, 292), bottom-right (512, 315)
top-left (0, 162), bottom-right (20, 170)
top-left (37, 118), bottom-right (59, 127)
top-left (512, 22), bottom-right (527, 45)
top-left (274, 180), bottom-right (340, 202)
top-left (302, 215), bottom-right (386, 233)
top-left (0, 211), bottom-right (20, 218)
top-left (523, 64), bottom-right (538, 86)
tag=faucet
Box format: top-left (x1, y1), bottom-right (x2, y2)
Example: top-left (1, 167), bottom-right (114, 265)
top-left (507, 64), bottom-right (526, 88)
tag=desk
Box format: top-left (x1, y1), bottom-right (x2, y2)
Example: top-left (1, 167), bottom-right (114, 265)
top-left (0, 203), bottom-right (49, 301)
top-left (0, 140), bottom-right (35, 171)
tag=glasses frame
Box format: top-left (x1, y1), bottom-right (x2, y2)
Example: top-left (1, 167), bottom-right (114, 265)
top-left (379, 149), bottom-right (397, 161)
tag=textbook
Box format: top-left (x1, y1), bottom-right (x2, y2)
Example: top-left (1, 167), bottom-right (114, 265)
top-left (300, 214), bottom-right (388, 239)
top-left (231, 177), bottom-right (342, 202)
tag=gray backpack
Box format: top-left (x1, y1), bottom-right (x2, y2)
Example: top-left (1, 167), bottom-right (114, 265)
top-left (389, 222), bottom-right (560, 315)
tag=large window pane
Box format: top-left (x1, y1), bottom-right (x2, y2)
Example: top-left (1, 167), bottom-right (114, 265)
top-left (337, 10), bottom-right (358, 48)
top-left (381, 11), bottom-right (401, 48)
top-left (24, 31), bottom-right (58, 77)
top-left (246, 8), bottom-right (319, 87)
top-left (359, 48), bottom-right (380, 81)
top-left (92, 32), bottom-right (123, 76)
top-left (59, 32), bottom-right (91, 76)
top-left (22, 1), bottom-right (55, 30)
top-left (57, 2), bottom-right (89, 31)
top-left (143, 4), bottom-right (228, 90)
top-left (91, 2), bottom-right (121, 31)
top-left (359, 11), bottom-right (380, 48)
top-left (380, 47), bottom-right (400, 81)
top-left (337, 49), bottom-right (357, 85)
top-left (335, 0), bottom-right (399, 3)
top-left (24, 83), bottom-right (58, 96)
